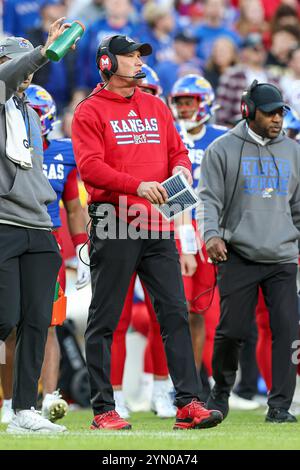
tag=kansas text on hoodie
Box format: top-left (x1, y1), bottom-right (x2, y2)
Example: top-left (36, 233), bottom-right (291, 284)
top-left (197, 121), bottom-right (300, 263)
top-left (72, 86), bottom-right (191, 231)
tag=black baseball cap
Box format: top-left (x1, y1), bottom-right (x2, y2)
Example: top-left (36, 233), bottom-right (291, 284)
top-left (251, 83), bottom-right (290, 113)
top-left (108, 35), bottom-right (152, 56)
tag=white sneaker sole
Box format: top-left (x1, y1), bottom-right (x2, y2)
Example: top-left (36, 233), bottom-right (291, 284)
top-left (7, 424), bottom-right (67, 434)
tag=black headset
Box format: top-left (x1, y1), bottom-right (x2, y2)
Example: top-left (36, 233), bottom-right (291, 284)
top-left (96, 35), bottom-right (119, 78)
top-left (240, 79), bottom-right (259, 120)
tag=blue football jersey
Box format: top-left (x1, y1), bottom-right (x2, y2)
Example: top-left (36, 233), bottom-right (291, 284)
top-left (176, 124), bottom-right (227, 219)
top-left (43, 138), bottom-right (77, 228)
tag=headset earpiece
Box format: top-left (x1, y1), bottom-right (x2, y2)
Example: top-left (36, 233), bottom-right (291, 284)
top-left (96, 36), bottom-right (118, 78)
top-left (241, 79), bottom-right (258, 120)
top-left (241, 95), bottom-right (250, 119)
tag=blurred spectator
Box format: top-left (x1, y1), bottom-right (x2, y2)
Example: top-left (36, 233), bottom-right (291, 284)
top-left (204, 36), bottom-right (238, 91)
top-left (260, 0), bottom-right (281, 21)
top-left (155, 30), bottom-right (203, 97)
top-left (74, 0), bottom-right (136, 91)
top-left (0, 2), bottom-right (3, 35)
top-left (270, 3), bottom-right (300, 34)
top-left (139, 1), bottom-right (175, 68)
top-left (216, 32), bottom-right (280, 126)
top-left (175, 0), bottom-right (238, 27)
top-left (61, 106), bottom-right (74, 138)
top-left (263, 0), bottom-right (300, 20)
top-left (27, 0), bottom-right (77, 113)
top-left (68, 0), bottom-right (105, 27)
top-left (193, 0), bottom-right (241, 62)
top-left (266, 24), bottom-right (300, 70)
top-left (175, 0), bottom-right (204, 21)
top-left (234, 0), bottom-right (268, 38)
top-left (281, 45), bottom-right (300, 117)
top-left (3, 0), bottom-right (42, 37)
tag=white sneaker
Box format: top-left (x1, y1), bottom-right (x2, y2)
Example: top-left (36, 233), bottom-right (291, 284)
top-left (151, 381), bottom-right (176, 418)
top-left (229, 393), bottom-right (260, 410)
top-left (127, 373), bottom-right (153, 412)
top-left (114, 390), bottom-right (130, 419)
top-left (1, 399), bottom-right (14, 424)
top-left (7, 408), bottom-right (67, 433)
top-left (42, 391), bottom-right (68, 422)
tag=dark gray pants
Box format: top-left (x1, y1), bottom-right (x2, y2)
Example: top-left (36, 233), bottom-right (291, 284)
top-left (86, 220), bottom-right (201, 415)
top-left (0, 224), bottom-right (61, 410)
top-left (214, 248), bottom-right (298, 410)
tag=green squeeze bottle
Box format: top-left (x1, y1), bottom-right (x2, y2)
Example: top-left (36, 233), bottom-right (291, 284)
top-left (53, 280), bottom-right (60, 302)
top-left (46, 20), bottom-right (85, 62)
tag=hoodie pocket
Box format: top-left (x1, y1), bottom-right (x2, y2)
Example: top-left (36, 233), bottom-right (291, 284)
top-left (229, 209), bottom-right (299, 261)
top-left (1, 166), bottom-right (55, 205)
top-left (0, 165), bottom-right (20, 198)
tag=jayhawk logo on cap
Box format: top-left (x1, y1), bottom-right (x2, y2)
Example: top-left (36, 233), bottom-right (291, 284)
top-left (19, 39), bottom-right (30, 48)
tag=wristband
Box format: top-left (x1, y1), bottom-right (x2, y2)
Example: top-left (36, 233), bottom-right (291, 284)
top-left (71, 232), bottom-right (88, 248)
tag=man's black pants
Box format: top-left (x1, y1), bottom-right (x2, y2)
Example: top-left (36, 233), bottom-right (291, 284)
top-left (234, 319), bottom-right (259, 399)
top-left (0, 224), bottom-right (61, 410)
top-left (214, 248), bottom-right (298, 410)
top-left (86, 221), bottom-right (201, 414)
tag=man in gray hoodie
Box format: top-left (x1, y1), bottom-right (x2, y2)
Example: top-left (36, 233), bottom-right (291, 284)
top-left (197, 80), bottom-right (300, 423)
top-left (0, 18), bottom-right (75, 433)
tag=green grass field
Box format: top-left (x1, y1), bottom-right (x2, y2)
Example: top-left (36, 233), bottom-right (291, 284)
top-left (0, 409), bottom-right (300, 450)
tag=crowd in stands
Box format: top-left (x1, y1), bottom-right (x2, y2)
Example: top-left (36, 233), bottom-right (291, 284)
top-left (2, 0), bottom-right (300, 127)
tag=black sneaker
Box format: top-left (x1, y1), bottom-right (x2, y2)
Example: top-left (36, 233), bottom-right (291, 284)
top-left (206, 387), bottom-right (229, 420)
top-left (265, 408), bottom-right (297, 423)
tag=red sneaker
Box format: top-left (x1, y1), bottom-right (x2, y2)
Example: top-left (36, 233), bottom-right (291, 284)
top-left (173, 400), bottom-right (223, 430)
top-left (90, 410), bottom-right (131, 430)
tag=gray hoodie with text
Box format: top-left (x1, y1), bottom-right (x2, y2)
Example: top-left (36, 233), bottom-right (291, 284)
top-left (197, 120), bottom-right (300, 263)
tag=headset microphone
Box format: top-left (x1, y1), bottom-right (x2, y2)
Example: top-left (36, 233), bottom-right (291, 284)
top-left (132, 71), bottom-right (146, 79)
top-left (112, 71), bottom-right (146, 79)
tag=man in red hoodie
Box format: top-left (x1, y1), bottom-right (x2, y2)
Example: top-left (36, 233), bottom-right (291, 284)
top-left (72, 34), bottom-right (223, 431)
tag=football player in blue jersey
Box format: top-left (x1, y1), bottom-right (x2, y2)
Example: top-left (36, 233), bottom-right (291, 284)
top-left (169, 74), bottom-right (227, 394)
top-left (0, 84), bottom-right (90, 425)
top-left (27, 84), bottom-right (90, 290)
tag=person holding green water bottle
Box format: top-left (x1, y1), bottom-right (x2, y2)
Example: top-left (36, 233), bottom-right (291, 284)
top-left (0, 16), bottom-right (82, 434)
